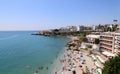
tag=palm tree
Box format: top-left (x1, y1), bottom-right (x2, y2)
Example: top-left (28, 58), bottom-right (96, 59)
top-left (107, 27), bottom-right (112, 32)
top-left (112, 24), bottom-right (118, 31)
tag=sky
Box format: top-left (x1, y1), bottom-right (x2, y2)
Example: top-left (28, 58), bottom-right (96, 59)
top-left (0, 0), bottom-right (120, 31)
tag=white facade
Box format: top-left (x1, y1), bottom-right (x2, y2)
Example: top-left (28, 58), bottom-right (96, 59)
top-left (114, 33), bottom-right (120, 54)
top-left (100, 32), bottom-right (120, 54)
top-left (117, 24), bottom-right (120, 30)
top-left (86, 34), bottom-right (100, 43)
top-left (77, 26), bottom-right (80, 31)
top-left (92, 25), bottom-right (96, 31)
top-left (67, 26), bottom-right (77, 32)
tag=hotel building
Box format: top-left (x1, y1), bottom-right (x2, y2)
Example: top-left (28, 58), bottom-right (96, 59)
top-left (100, 32), bottom-right (120, 54)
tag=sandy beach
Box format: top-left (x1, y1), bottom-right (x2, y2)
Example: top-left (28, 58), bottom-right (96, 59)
top-left (51, 37), bottom-right (104, 74)
top-left (52, 50), bottom-right (96, 74)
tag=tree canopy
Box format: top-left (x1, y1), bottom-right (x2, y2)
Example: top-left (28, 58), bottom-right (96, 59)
top-left (95, 38), bottom-right (99, 44)
top-left (102, 55), bottom-right (120, 74)
top-left (81, 37), bottom-right (88, 42)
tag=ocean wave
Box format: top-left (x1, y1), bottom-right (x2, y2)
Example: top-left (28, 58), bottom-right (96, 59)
top-left (0, 35), bottom-right (18, 40)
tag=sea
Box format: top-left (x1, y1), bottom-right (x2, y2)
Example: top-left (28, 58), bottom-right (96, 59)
top-left (0, 31), bottom-right (69, 74)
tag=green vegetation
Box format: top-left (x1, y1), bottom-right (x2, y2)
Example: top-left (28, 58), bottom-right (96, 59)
top-left (81, 37), bottom-right (87, 42)
top-left (95, 38), bottom-right (99, 44)
top-left (112, 24), bottom-right (118, 31)
top-left (102, 55), bottom-right (120, 74)
top-left (107, 27), bottom-right (112, 32)
top-left (84, 48), bottom-right (88, 50)
top-left (88, 45), bottom-right (92, 48)
top-left (97, 24), bottom-right (118, 32)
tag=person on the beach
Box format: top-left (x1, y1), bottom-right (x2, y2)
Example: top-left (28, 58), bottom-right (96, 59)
top-left (81, 69), bottom-right (86, 74)
top-left (46, 67), bottom-right (48, 70)
top-left (26, 65), bottom-right (31, 69)
top-left (72, 70), bottom-right (76, 74)
top-left (60, 71), bottom-right (63, 74)
top-left (55, 71), bottom-right (57, 74)
top-left (79, 64), bottom-right (82, 69)
top-left (34, 70), bottom-right (38, 74)
top-left (50, 62), bottom-right (53, 64)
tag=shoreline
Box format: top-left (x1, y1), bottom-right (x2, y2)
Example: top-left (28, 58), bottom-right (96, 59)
top-left (51, 36), bottom-right (103, 74)
top-left (51, 36), bottom-right (75, 74)
top-left (51, 47), bottom-right (67, 74)
top-left (51, 36), bottom-right (73, 74)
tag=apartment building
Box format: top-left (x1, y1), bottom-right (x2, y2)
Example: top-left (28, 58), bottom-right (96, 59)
top-left (114, 32), bottom-right (120, 54)
top-left (100, 32), bottom-right (120, 54)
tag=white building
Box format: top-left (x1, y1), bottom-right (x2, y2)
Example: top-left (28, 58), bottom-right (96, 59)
top-left (92, 25), bottom-right (96, 31)
top-left (100, 32), bottom-right (120, 55)
top-left (67, 26), bottom-right (77, 32)
top-left (117, 24), bottom-right (120, 30)
top-left (77, 26), bottom-right (80, 31)
top-left (114, 32), bottom-right (120, 54)
top-left (86, 34), bottom-right (100, 43)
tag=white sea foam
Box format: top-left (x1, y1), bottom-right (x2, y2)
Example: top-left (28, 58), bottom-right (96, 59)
top-left (0, 35), bottom-right (18, 40)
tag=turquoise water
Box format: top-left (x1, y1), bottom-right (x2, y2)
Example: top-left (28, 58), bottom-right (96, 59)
top-left (0, 31), bottom-right (69, 74)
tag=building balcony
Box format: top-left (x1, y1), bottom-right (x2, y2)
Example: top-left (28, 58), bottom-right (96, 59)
top-left (115, 36), bottom-right (120, 39)
top-left (100, 47), bottom-right (112, 52)
top-left (115, 41), bottom-right (120, 44)
top-left (100, 38), bottom-right (113, 41)
top-left (100, 43), bottom-right (112, 47)
top-left (100, 35), bottom-right (113, 38)
top-left (100, 42), bottom-right (112, 46)
top-left (100, 40), bottom-right (112, 43)
top-left (115, 45), bottom-right (119, 49)
top-left (100, 45), bottom-right (112, 50)
top-left (100, 37), bottom-right (113, 40)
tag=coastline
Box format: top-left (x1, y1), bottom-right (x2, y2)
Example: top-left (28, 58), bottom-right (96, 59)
top-left (0, 31), bottom-right (70, 74)
top-left (51, 47), bottom-right (67, 74)
top-left (51, 36), bottom-right (99, 74)
top-left (51, 36), bottom-right (73, 74)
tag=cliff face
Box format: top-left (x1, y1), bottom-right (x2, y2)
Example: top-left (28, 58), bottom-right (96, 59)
top-left (32, 30), bottom-right (92, 37)
top-left (32, 27), bottom-right (94, 37)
